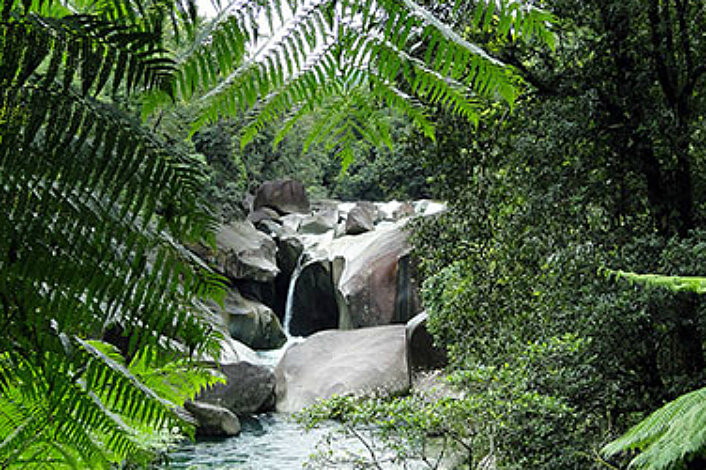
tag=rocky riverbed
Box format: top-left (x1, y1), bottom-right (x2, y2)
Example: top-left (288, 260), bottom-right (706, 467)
top-left (174, 179), bottom-right (448, 465)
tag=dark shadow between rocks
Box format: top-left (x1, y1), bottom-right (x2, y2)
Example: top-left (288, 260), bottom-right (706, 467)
top-left (289, 261), bottom-right (339, 337)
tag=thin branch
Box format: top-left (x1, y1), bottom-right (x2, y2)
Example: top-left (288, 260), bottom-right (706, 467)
top-left (344, 423), bottom-right (384, 470)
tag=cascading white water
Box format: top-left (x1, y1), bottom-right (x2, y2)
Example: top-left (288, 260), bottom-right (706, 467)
top-left (282, 252), bottom-right (306, 336)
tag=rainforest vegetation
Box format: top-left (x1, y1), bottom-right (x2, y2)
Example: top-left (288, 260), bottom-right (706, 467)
top-left (2, 0), bottom-right (706, 469)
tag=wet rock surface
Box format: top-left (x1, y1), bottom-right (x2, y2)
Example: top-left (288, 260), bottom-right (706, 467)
top-left (406, 312), bottom-right (447, 375)
top-left (220, 289), bottom-right (287, 350)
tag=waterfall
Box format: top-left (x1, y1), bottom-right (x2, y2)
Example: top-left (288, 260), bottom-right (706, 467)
top-left (283, 253), bottom-right (306, 335)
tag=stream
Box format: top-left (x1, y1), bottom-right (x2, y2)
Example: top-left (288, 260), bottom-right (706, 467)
top-left (164, 414), bottom-right (334, 469)
top-left (161, 198), bottom-right (446, 469)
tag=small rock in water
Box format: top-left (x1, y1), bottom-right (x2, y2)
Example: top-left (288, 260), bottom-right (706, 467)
top-left (184, 401), bottom-right (241, 437)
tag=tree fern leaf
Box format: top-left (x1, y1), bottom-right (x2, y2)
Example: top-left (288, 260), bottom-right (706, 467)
top-left (603, 387), bottom-right (706, 470)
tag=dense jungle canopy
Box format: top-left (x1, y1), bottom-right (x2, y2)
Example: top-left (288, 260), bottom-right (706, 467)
top-left (2, 0), bottom-right (706, 468)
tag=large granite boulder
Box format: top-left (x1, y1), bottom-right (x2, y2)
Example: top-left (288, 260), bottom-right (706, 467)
top-left (332, 221), bottom-right (422, 328)
top-left (198, 361), bottom-right (276, 415)
top-left (213, 220), bottom-right (279, 282)
top-left (184, 401), bottom-right (241, 437)
top-left (221, 289), bottom-right (287, 350)
top-left (282, 219), bottom-right (422, 334)
top-left (248, 207), bottom-right (281, 225)
top-left (406, 312), bottom-right (447, 375)
top-left (274, 325), bottom-right (409, 412)
top-left (254, 180), bottom-right (310, 215)
top-left (345, 203), bottom-right (375, 235)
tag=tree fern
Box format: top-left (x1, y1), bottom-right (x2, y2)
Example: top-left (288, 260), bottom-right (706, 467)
top-left (149, 0), bottom-right (555, 165)
top-left (602, 268), bottom-right (706, 468)
top-left (603, 386), bottom-right (706, 469)
top-left (1, 0), bottom-right (226, 467)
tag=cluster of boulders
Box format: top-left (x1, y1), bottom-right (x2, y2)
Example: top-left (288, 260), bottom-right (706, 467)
top-left (183, 179), bottom-right (448, 436)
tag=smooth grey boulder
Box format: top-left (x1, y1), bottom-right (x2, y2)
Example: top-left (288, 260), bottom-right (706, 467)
top-left (406, 312), bottom-right (447, 375)
top-left (274, 325), bottom-right (409, 412)
top-left (184, 401), bottom-right (241, 437)
top-left (221, 289), bottom-right (287, 350)
top-left (345, 204), bottom-right (375, 235)
top-left (299, 209), bottom-right (338, 234)
top-left (254, 179), bottom-right (310, 215)
top-left (198, 361), bottom-right (276, 415)
top-left (214, 220), bottom-right (279, 282)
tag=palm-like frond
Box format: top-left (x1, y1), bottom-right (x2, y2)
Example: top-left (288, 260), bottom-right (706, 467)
top-left (602, 386), bottom-right (706, 470)
top-left (1, 1), bottom-right (225, 467)
top-left (603, 268), bottom-right (706, 294)
top-left (155, 0), bottom-right (555, 161)
top-left (601, 268), bottom-right (706, 469)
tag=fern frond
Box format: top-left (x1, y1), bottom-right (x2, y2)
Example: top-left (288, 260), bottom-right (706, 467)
top-left (0, 2), bottom-right (225, 466)
top-left (155, 0), bottom-right (554, 161)
top-left (453, 0), bottom-right (557, 49)
top-left (602, 268), bottom-right (706, 294)
top-left (603, 387), bottom-right (706, 470)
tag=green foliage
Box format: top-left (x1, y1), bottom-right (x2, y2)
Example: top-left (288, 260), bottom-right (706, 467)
top-left (151, 0), bottom-right (556, 164)
top-left (0, 0), bottom-right (227, 467)
top-left (600, 267), bottom-right (706, 469)
top-left (603, 386), bottom-right (706, 470)
top-left (0, 342), bottom-right (222, 468)
top-left (603, 269), bottom-right (706, 294)
top-left (298, 336), bottom-right (579, 469)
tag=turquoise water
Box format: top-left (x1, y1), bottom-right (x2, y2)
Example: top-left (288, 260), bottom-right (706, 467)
top-left (163, 414), bottom-right (333, 470)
